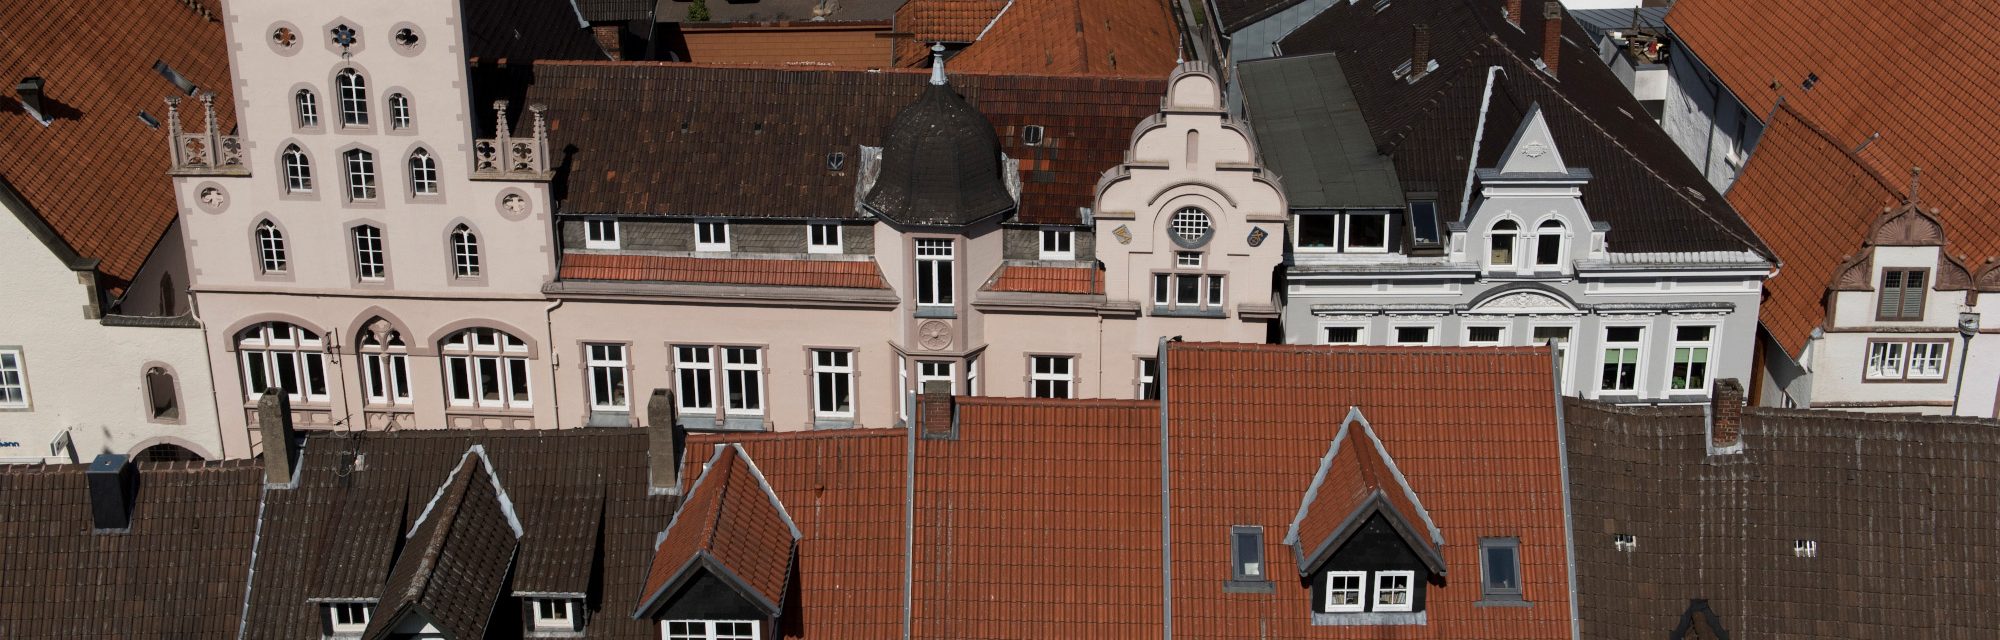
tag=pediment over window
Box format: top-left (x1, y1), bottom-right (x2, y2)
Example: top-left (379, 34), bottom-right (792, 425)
top-left (1935, 253), bottom-right (1975, 291)
top-left (1868, 202), bottom-right (1948, 246)
top-left (1283, 407), bottom-right (1445, 577)
top-left (1978, 259), bottom-right (2000, 292)
top-left (1468, 286), bottom-right (1578, 314)
top-left (635, 444), bottom-right (801, 622)
top-left (1831, 253), bottom-right (1873, 291)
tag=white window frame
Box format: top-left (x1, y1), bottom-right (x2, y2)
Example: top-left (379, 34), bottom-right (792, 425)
top-left (585, 218), bottom-right (619, 250)
top-left (1391, 324), bottom-right (1436, 346)
top-left (807, 222), bottom-right (842, 254)
top-left (1668, 324), bottom-right (1715, 393)
top-left (1321, 324), bottom-right (1367, 346)
top-left (1533, 219), bottom-right (1567, 268)
top-left (238, 323), bottom-right (329, 403)
top-left (1170, 207), bottom-right (1212, 245)
top-left (1486, 219), bottom-right (1521, 271)
top-left (1030, 355), bottom-right (1074, 399)
top-left (358, 332), bottom-right (411, 406)
top-left (1867, 339), bottom-right (1950, 381)
top-left (451, 225), bottom-right (480, 278)
top-left (1908, 340), bottom-right (1950, 380)
top-left (897, 354), bottom-right (910, 421)
top-left (1292, 212), bottom-right (1339, 253)
top-left (256, 221), bottom-right (288, 274)
top-left (282, 145), bottom-right (313, 193)
top-left (1599, 325), bottom-right (1645, 394)
top-left (408, 149), bottom-right (438, 196)
top-left (344, 149), bottom-right (377, 201)
top-left (388, 92), bottom-right (411, 129)
top-left (325, 602), bottom-right (371, 636)
top-left (295, 89), bottom-right (318, 128)
top-left (1463, 324), bottom-right (1508, 346)
top-left (915, 238), bottom-right (955, 307)
top-left (528, 597), bottom-right (580, 632)
top-left (352, 225), bottom-right (386, 281)
top-left (586, 343), bottom-right (629, 412)
top-left (1532, 324), bottom-right (1577, 395)
top-left (812, 349), bottom-right (855, 420)
top-left (443, 329), bottom-right (531, 410)
top-left (0, 348), bottom-right (28, 409)
top-left (1323, 570), bottom-right (1367, 613)
top-left (335, 69), bottom-right (368, 126)
top-left (663, 620), bottom-right (759, 640)
top-left (1342, 211), bottom-right (1391, 253)
top-left (1039, 228), bottom-right (1075, 260)
top-left (1137, 357), bottom-right (1158, 400)
top-left (722, 346), bottom-right (764, 416)
top-left (695, 221), bottom-right (730, 252)
top-left (674, 345), bottom-right (716, 414)
top-left (1373, 570), bottom-right (1416, 612)
top-left (966, 354), bottom-right (980, 396)
top-left (917, 360), bottom-right (956, 395)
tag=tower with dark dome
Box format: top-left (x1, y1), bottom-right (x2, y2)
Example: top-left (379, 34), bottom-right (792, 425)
top-left (861, 47), bottom-right (1015, 228)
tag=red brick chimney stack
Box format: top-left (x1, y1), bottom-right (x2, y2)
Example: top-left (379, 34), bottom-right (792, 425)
top-left (1542, 2), bottom-right (1564, 77)
top-left (1711, 379), bottom-right (1745, 449)
top-left (1412, 23), bottom-right (1431, 68)
top-left (918, 381), bottom-right (956, 440)
top-left (1506, 0), bottom-right (1523, 27)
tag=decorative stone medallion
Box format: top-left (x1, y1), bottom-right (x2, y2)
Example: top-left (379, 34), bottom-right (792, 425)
top-left (193, 182), bottom-right (228, 214)
top-left (1113, 224), bottom-right (1132, 245)
top-left (267, 22), bottom-right (303, 56)
top-left (1522, 142), bottom-right (1549, 158)
top-left (917, 320), bottom-right (952, 351)
top-left (389, 23), bottom-right (426, 56)
top-left (496, 190), bottom-right (531, 221)
top-left (1246, 226), bottom-right (1269, 247)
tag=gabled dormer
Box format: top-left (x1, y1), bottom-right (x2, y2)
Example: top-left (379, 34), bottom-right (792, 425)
top-left (361, 445), bottom-right (525, 639)
top-left (634, 444), bottom-right (801, 639)
top-left (1463, 104), bottom-right (1601, 277)
top-left (1284, 408), bottom-right (1445, 625)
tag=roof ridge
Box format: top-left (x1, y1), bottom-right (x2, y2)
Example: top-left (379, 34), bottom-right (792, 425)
top-left (1375, 42), bottom-right (1498, 155)
top-left (702, 449), bottom-right (738, 550)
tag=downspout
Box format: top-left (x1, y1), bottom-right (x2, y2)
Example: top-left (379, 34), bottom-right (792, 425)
top-left (1952, 332), bottom-right (1976, 416)
top-left (543, 299), bottom-right (564, 429)
top-left (1458, 66), bottom-right (1505, 220)
top-left (186, 291), bottom-right (231, 457)
top-left (1549, 342), bottom-right (1582, 640)
top-left (1156, 336), bottom-right (1174, 639)
top-left (902, 387), bottom-right (915, 640)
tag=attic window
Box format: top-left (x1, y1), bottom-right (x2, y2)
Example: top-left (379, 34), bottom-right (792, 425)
top-left (1801, 72), bottom-right (1819, 90)
top-left (1479, 538), bottom-right (1524, 601)
top-left (1794, 539), bottom-right (1818, 558)
top-left (323, 602), bottom-right (371, 637)
top-left (1230, 526), bottom-right (1265, 581)
top-left (152, 60), bottom-right (197, 95)
top-left (1022, 125), bottom-right (1045, 146)
top-left (1407, 200), bottom-right (1441, 248)
top-left (1614, 533), bottom-right (1637, 552)
top-left (528, 597), bottom-right (584, 633)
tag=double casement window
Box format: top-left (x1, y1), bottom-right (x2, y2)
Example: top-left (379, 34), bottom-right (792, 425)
top-left (1877, 268), bottom-right (1928, 321)
top-left (324, 602), bottom-right (370, 637)
top-left (915, 238), bottom-right (955, 307)
top-left (237, 322), bottom-right (328, 403)
top-left (335, 68), bottom-right (368, 126)
top-left (387, 92), bottom-right (411, 129)
top-left (586, 343), bottom-right (629, 411)
top-left (664, 620), bottom-right (758, 640)
top-left (351, 225), bottom-right (386, 281)
top-left (1294, 211), bottom-right (1389, 252)
top-left (916, 360), bottom-right (955, 395)
top-left (1039, 228), bottom-right (1074, 260)
top-left (674, 346), bottom-right (765, 417)
top-left (1029, 355), bottom-right (1074, 399)
top-left (1867, 339), bottom-right (1950, 380)
top-left (294, 89), bottom-right (319, 128)
top-left (528, 598), bottom-right (581, 633)
top-left (444, 328), bottom-right (531, 410)
top-left (256, 221), bottom-right (289, 274)
top-left (1324, 571), bottom-right (1367, 612)
top-left (344, 149), bottom-right (377, 200)
top-left (695, 222), bottom-right (730, 252)
top-left (451, 225), bottom-right (481, 278)
top-left (812, 349), bottom-right (855, 420)
top-left (1138, 357), bottom-right (1159, 400)
top-left (1669, 325), bottom-right (1714, 392)
top-left (1322, 569), bottom-right (1421, 613)
top-left (1599, 326), bottom-right (1644, 393)
top-left (585, 218), bottom-right (619, 250)
top-left (1479, 538), bottom-right (1524, 601)
top-left (1488, 220), bottom-right (1520, 270)
top-left (0, 348), bottom-right (27, 408)
top-left (357, 329), bottom-right (411, 406)
top-left (282, 145), bottom-right (313, 193)
top-left (808, 222), bottom-right (842, 254)
top-left (408, 149), bottom-right (438, 196)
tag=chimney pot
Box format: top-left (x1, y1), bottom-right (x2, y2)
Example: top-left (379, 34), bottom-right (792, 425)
top-left (257, 392), bottom-right (300, 487)
top-left (86, 453), bottom-right (136, 532)
top-left (1542, 2), bottom-right (1564, 77)
top-left (1505, 0), bottom-right (1523, 27)
top-left (16, 76), bottom-right (47, 123)
top-left (917, 381), bottom-right (956, 440)
top-left (1710, 379), bottom-right (1745, 450)
top-left (647, 389), bottom-right (687, 495)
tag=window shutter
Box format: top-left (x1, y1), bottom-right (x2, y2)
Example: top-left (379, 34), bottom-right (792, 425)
top-left (1900, 270), bottom-right (1926, 319)
top-left (1878, 270), bottom-right (1904, 319)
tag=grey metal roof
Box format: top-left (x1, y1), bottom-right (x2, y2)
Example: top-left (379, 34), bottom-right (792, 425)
top-left (1570, 7), bottom-right (1670, 36)
top-left (657, 0), bottom-right (906, 22)
top-left (1239, 53), bottom-right (1405, 209)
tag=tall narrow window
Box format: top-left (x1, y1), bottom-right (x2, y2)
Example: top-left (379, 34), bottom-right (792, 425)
top-left (351, 225), bottom-right (385, 281)
top-left (256, 221), bottom-right (288, 273)
top-left (236, 323), bottom-right (328, 403)
top-left (1030, 355), bottom-right (1073, 399)
top-left (294, 89), bottom-right (319, 128)
top-left (1534, 219), bottom-right (1566, 267)
top-left (1535, 325), bottom-right (1574, 392)
top-left (585, 218), bottom-right (619, 250)
top-left (335, 68), bottom-right (368, 125)
top-left (808, 222), bottom-right (842, 254)
top-left (1669, 325), bottom-right (1713, 392)
top-left (915, 238), bottom-right (955, 307)
top-left (145, 367), bottom-right (177, 419)
top-left (357, 328), bottom-right (411, 406)
top-left (0, 348), bottom-right (28, 408)
top-left (674, 346), bottom-right (716, 414)
top-left (723, 347), bottom-right (764, 416)
top-left (344, 149), bottom-right (376, 200)
top-left (1488, 220), bottom-right (1519, 269)
top-left (1039, 228), bottom-right (1074, 260)
top-left (1408, 200), bottom-right (1441, 248)
top-left (587, 343), bottom-right (628, 411)
top-left (443, 328), bottom-right (531, 409)
top-left (1479, 538), bottom-right (1524, 601)
top-left (450, 225), bottom-right (481, 278)
top-left (387, 92), bottom-right (410, 129)
top-left (1138, 357), bottom-right (1159, 400)
top-left (812, 349), bottom-right (854, 420)
top-left (408, 149), bottom-right (438, 195)
top-left (282, 145), bottom-right (313, 193)
top-left (1877, 269), bottom-right (1927, 321)
top-left (695, 222), bottom-right (730, 252)
top-left (1230, 526), bottom-right (1265, 581)
top-left (1600, 326), bottom-right (1643, 392)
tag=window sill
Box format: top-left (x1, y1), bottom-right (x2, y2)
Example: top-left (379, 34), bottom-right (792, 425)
top-left (585, 410), bottom-right (630, 428)
top-left (678, 415), bottom-right (769, 432)
top-left (1151, 306), bottom-right (1226, 319)
top-left (914, 307), bottom-right (957, 319)
top-left (1311, 610), bottom-right (1426, 626)
top-left (813, 418), bottom-right (857, 430)
top-left (1475, 597), bottom-right (1533, 608)
top-left (1594, 394), bottom-right (1642, 404)
top-left (1222, 579), bottom-right (1274, 594)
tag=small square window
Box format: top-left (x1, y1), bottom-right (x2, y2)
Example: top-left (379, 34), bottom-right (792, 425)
top-left (1479, 537), bottom-right (1523, 600)
top-left (529, 597), bottom-right (582, 632)
top-left (696, 222), bottom-right (730, 252)
top-left (1373, 571), bottom-right (1415, 612)
top-left (808, 222), bottom-right (842, 254)
top-left (1614, 533), bottom-right (1637, 552)
top-left (1039, 228), bottom-right (1075, 260)
top-left (1324, 570), bottom-right (1367, 613)
top-left (325, 602), bottom-right (372, 636)
top-left (584, 219), bottom-right (619, 250)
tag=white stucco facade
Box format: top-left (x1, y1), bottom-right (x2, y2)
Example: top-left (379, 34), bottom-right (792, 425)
top-left (1656, 42), bottom-right (1761, 193)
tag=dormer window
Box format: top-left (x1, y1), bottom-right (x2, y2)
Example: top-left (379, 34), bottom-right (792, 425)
top-left (1488, 219), bottom-right (1520, 269)
top-left (1533, 219), bottom-right (1566, 267)
top-left (323, 602), bottom-right (372, 637)
top-left (1373, 571), bottom-right (1415, 612)
top-left (1479, 537), bottom-right (1524, 601)
top-left (664, 620), bottom-right (759, 640)
top-left (1407, 201), bottom-right (1441, 249)
top-left (1324, 571), bottom-right (1366, 612)
top-left (527, 597), bottom-right (583, 634)
top-left (1293, 211), bottom-right (1390, 253)
top-left (1039, 228), bottom-right (1074, 260)
top-left (695, 222), bottom-right (730, 252)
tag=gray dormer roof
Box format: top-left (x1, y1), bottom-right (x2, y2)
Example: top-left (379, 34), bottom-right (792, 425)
top-left (862, 83), bottom-right (1017, 228)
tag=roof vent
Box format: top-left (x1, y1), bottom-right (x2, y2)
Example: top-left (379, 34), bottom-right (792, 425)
top-left (1800, 72), bottom-right (1819, 90)
top-left (1022, 125), bottom-right (1045, 146)
top-left (16, 77), bottom-right (50, 125)
top-left (827, 151), bottom-right (846, 171)
top-left (137, 111), bottom-right (160, 129)
top-left (86, 453), bottom-right (137, 533)
top-left (152, 60), bottom-right (197, 95)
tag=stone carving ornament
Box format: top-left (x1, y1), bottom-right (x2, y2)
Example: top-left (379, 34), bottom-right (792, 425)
top-left (917, 320), bottom-right (952, 351)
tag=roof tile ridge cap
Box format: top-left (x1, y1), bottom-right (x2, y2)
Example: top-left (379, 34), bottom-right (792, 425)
top-left (1281, 407), bottom-right (1361, 547)
top-left (1353, 410), bottom-right (1444, 547)
top-left (1500, 51), bottom-right (1771, 256)
top-left (729, 443), bottom-right (803, 541)
top-left (702, 448), bottom-right (738, 551)
top-left (1769, 101), bottom-right (1903, 198)
top-left (402, 448), bottom-right (481, 604)
top-left (1377, 40), bottom-right (1496, 154)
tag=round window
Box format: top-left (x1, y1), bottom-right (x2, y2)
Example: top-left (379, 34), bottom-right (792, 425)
top-left (1170, 207), bottom-right (1214, 247)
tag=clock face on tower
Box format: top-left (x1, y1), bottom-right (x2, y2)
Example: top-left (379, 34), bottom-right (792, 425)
top-left (918, 320), bottom-right (952, 351)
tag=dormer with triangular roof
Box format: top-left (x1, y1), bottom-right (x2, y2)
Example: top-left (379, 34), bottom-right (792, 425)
top-left (633, 443), bottom-right (801, 638)
top-left (361, 445), bottom-right (525, 640)
top-left (1464, 104), bottom-right (1601, 278)
top-left (1283, 407), bottom-right (1445, 624)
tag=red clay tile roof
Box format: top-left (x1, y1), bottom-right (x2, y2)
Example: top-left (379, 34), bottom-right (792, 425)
top-left (639, 444), bottom-right (800, 617)
top-left (0, 459), bottom-right (263, 639)
top-left (560, 253), bottom-right (891, 289)
top-left (898, 0), bottom-right (1011, 43)
top-left (1287, 409), bottom-right (1445, 577)
top-left (0, 0), bottom-right (234, 295)
top-left (947, 0), bottom-right (1181, 79)
top-left (521, 62), bottom-right (1164, 226)
top-left (984, 264), bottom-right (1105, 294)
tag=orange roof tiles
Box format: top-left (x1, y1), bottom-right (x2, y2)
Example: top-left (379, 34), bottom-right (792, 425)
top-left (0, 0), bottom-right (234, 294)
top-left (947, 0), bottom-right (1182, 79)
top-left (639, 444), bottom-right (799, 616)
top-left (1288, 411), bottom-right (1444, 576)
top-left (560, 253), bottom-right (891, 289)
top-left (897, 0), bottom-right (1011, 43)
top-left (984, 264), bottom-right (1105, 294)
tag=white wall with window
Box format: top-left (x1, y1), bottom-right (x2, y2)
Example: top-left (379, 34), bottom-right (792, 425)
top-left (357, 327), bottom-right (411, 407)
top-left (1668, 324), bottom-right (1715, 394)
top-left (237, 322), bottom-right (328, 403)
top-left (343, 149), bottom-right (377, 201)
top-left (0, 348), bottom-right (27, 409)
top-left (351, 225), bottom-right (386, 281)
top-left (674, 345), bottom-right (766, 425)
top-left (444, 328), bottom-right (531, 410)
top-left (1029, 355), bottom-right (1074, 399)
top-left (914, 238), bottom-right (954, 308)
top-left (586, 343), bottom-right (628, 414)
top-left (1598, 325), bottom-right (1645, 395)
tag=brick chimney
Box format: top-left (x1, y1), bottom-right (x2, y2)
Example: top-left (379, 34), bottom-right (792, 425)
top-left (647, 388), bottom-right (686, 495)
top-left (256, 392), bottom-right (300, 487)
top-left (1505, 0), bottom-right (1523, 28)
top-left (1411, 23), bottom-right (1431, 69)
top-left (917, 381), bottom-right (956, 440)
top-left (591, 24), bottom-right (623, 61)
top-left (1710, 378), bottom-right (1745, 450)
top-left (1541, 2), bottom-right (1564, 77)
top-left (86, 453), bottom-right (136, 533)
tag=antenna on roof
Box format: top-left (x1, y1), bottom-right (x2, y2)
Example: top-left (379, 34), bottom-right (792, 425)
top-left (929, 43), bottom-right (947, 86)
top-left (1907, 166), bottom-right (1922, 203)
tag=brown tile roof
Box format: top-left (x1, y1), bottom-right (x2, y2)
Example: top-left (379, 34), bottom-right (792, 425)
top-left (679, 24), bottom-right (894, 68)
top-left (1277, 0), bottom-right (1770, 256)
top-left (984, 264), bottom-right (1105, 294)
top-left (638, 444), bottom-right (800, 617)
top-left (0, 459), bottom-right (263, 639)
top-left (0, 0), bottom-right (233, 295)
top-left (559, 253), bottom-right (892, 289)
top-left (674, 0), bottom-right (905, 22)
top-left (897, 0), bottom-right (1011, 43)
top-left (1287, 411), bottom-right (1445, 577)
top-left (1669, 0), bottom-right (2000, 354)
top-left (461, 0), bottom-right (608, 63)
top-left (520, 62), bottom-right (1163, 226)
top-left (1566, 399), bottom-right (2000, 639)
top-left (946, 0), bottom-right (1182, 79)
top-left (364, 449), bottom-right (523, 640)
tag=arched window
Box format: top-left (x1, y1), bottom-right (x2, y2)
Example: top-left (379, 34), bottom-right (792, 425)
top-left (1488, 219), bottom-right (1519, 269)
top-left (344, 148), bottom-right (376, 200)
top-left (282, 144), bottom-right (313, 193)
top-left (352, 225), bottom-right (386, 281)
top-left (408, 149), bottom-right (438, 195)
top-left (294, 89), bottom-right (319, 128)
top-left (451, 225), bottom-right (480, 278)
top-left (388, 92), bottom-right (411, 129)
top-left (236, 322), bottom-right (327, 402)
top-left (1534, 219), bottom-right (1566, 268)
top-left (145, 367), bottom-right (178, 420)
top-left (335, 69), bottom-right (368, 126)
top-left (256, 221), bottom-right (288, 274)
top-left (357, 321), bottom-right (411, 406)
top-left (442, 327), bottom-right (531, 409)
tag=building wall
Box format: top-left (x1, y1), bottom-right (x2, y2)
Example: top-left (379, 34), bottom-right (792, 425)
top-left (1809, 244), bottom-right (1998, 417)
top-left (0, 204), bottom-right (227, 462)
top-left (1657, 43), bottom-right (1760, 193)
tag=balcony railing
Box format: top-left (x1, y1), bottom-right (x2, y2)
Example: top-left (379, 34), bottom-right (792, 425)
top-left (472, 100), bottom-right (553, 181)
top-left (165, 93), bottom-right (247, 176)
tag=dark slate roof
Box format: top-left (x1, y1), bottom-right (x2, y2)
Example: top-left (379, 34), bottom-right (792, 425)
top-left (1239, 53), bottom-right (1405, 209)
top-left (460, 0), bottom-right (607, 62)
top-left (671, 0), bottom-right (905, 22)
top-left (1566, 399), bottom-right (2000, 640)
top-left (575, 0), bottom-right (655, 22)
top-left (241, 431), bottom-right (674, 639)
top-left (363, 449), bottom-right (523, 640)
top-left (0, 459), bottom-right (263, 639)
top-left (1212, 0), bottom-right (1312, 32)
top-left (1570, 7), bottom-right (1668, 37)
top-left (862, 82), bottom-right (1016, 227)
top-left (518, 62), bottom-right (1164, 225)
top-left (636, 444), bottom-right (800, 618)
top-left (1275, 0), bottom-right (1770, 255)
